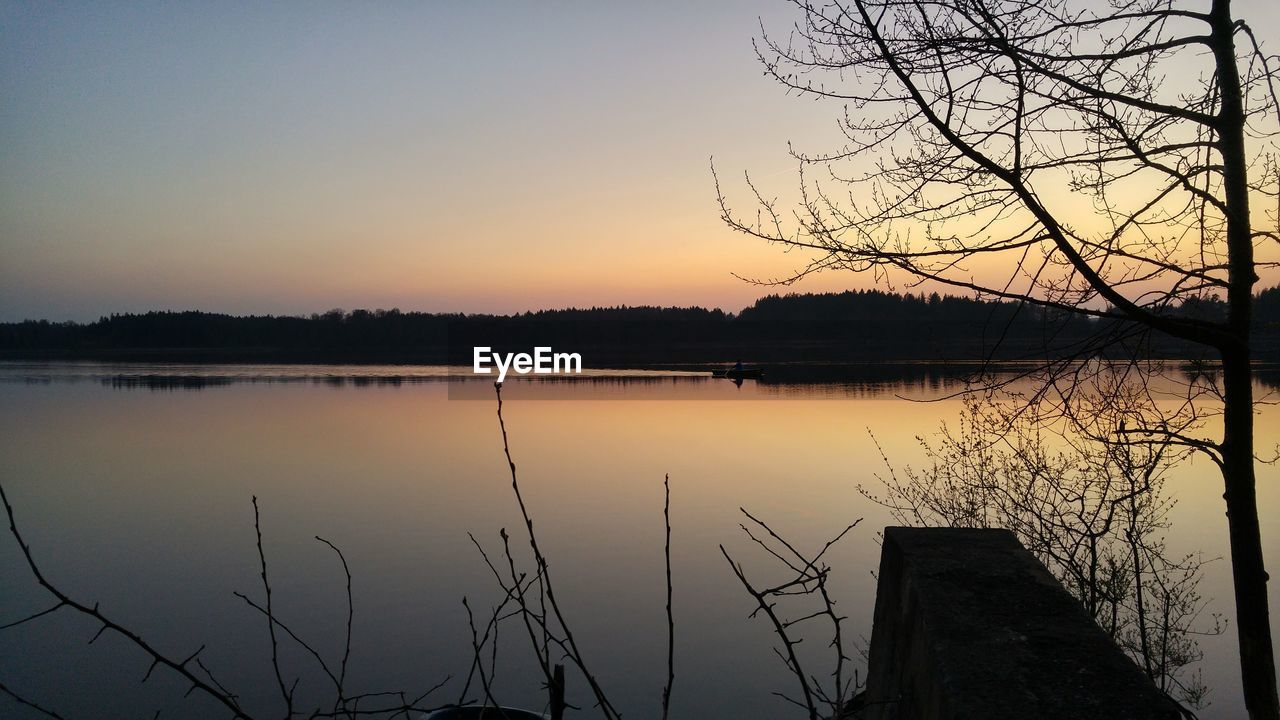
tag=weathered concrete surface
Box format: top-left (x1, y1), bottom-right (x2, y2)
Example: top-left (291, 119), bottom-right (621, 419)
top-left (854, 527), bottom-right (1182, 720)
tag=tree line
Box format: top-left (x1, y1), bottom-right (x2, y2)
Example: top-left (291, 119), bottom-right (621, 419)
top-left (2, 287), bottom-right (1278, 364)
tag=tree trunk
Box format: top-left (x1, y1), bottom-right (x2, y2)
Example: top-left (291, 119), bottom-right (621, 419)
top-left (1211, 0), bottom-right (1279, 714)
top-left (1221, 348), bottom-right (1278, 720)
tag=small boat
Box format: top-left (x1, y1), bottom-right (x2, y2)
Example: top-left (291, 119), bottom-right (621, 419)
top-left (712, 367), bottom-right (764, 379)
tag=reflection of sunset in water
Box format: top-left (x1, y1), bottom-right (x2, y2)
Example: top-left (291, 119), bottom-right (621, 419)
top-left (0, 368), bottom-right (1274, 719)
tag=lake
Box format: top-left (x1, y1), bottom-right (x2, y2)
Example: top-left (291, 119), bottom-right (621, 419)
top-left (0, 362), bottom-right (1276, 719)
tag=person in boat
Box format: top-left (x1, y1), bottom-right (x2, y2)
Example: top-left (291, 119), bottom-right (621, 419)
top-left (732, 360), bottom-right (744, 373)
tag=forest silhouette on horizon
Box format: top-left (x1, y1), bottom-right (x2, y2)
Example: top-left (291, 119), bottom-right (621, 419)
top-left (4, 287), bottom-right (1280, 365)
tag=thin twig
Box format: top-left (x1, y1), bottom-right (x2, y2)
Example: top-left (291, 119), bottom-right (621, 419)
top-left (251, 496), bottom-right (295, 717)
top-left (493, 383), bottom-right (622, 720)
top-left (316, 534), bottom-right (354, 710)
top-left (661, 473), bottom-right (675, 720)
top-left (0, 482), bottom-right (251, 718)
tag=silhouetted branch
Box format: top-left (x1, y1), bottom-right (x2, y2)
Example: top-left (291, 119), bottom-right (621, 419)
top-left (661, 473), bottom-right (675, 720)
top-left (0, 481), bottom-right (251, 718)
top-left (721, 509), bottom-right (863, 720)
top-left (862, 388), bottom-right (1221, 708)
top-left (727, 2), bottom-right (1279, 708)
top-left (232, 591), bottom-right (342, 696)
top-left (0, 602), bottom-right (67, 631)
top-left (1, 480), bottom-right (452, 719)
top-left (459, 596), bottom-right (505, 712)
top-left (0, 681), bottom-right (66, 720)
top-left (491, 382), bottom-right (621, 720)
top-left (316, 535), bottom-right (354, 710)
top-left (252, 495), bottom-right (297, 717)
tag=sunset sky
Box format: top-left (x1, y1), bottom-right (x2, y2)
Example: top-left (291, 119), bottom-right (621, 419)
top-left (2, 1), bottom-right (1277, 322)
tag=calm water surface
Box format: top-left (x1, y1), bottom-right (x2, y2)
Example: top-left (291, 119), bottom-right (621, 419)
top-left (0, 362), bottom-right (1276, 719)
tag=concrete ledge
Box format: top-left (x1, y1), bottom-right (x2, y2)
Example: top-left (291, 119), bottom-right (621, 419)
top-left (855, 527), bottom-right (1183, 720)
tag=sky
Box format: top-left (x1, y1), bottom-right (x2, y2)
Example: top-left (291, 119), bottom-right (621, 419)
top-left (2, 1), bottom-right (1278, 322)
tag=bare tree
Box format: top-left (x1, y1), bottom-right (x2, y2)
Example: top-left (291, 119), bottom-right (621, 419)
top-left (721, 0), bottom-right (1280, 712)
top-left (863, 387), bottom-right (1222, 707)
top-left (718, 0), bottom-right (1278, 715)
top-left (721, 511), bottom-right (863, 720)
top-left (0, 482), bottom-right (453, 719)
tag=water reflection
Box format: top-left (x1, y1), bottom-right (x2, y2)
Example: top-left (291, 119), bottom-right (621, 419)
top-left (5, 360), bottom-right (1273, 396)
top-left (0, 363), bottom-right (1274, 720)
top-left (0, 361), bottom-right (1041, 399)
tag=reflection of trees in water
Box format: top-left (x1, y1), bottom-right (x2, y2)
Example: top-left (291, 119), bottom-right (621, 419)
top-left (1254, 366), bottom-right (1280, 391)
top-left (104, 375), bottom-right (236, 391)
top-left (863, 381), bottom-right (1222, 708)
top-left (5, 361), bottom-right (1275, 398)
top-left (97, 375), bottom-right (439, 391)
